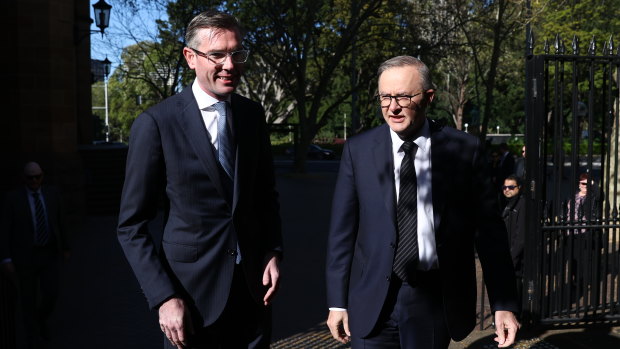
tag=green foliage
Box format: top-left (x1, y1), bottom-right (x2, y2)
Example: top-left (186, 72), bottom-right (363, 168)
top-left (103, 0), bottom-right (618, 169)
top-left (532, 0), bottom-right (620, 53)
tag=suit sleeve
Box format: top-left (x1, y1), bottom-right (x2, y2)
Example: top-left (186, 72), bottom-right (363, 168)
top-left (326, 141), bottom-right (359, 308)
top-left (117, 112), bottom-right (176, 310)
top-left (472, 140), bottom-right (519, 313)
top-left (256, 106), bottom-right (282, 256)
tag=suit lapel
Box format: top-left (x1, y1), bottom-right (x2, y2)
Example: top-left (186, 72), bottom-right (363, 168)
top-left (373, 124), bottom-right (397, 226)
top-left (20, 187), bottom-right (35, 233)
top-left (176, 88), bottom-right (231, 205)
top-left (429, 120), bottom-right (448, 235)
top-left (230, 95), bottom-right (245, 212)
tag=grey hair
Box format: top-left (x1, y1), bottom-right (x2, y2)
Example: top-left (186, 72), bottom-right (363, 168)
top-left (377, 56), bottom-right (433, 90)
top-left (185, 10), bottom-right (243, 49)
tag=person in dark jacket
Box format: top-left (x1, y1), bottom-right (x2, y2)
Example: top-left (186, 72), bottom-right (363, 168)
top-left (502, 175), bottom-right (525, 305)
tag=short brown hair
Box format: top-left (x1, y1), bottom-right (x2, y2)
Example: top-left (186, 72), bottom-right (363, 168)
top-left (185, 10), bottom-right (243, 49)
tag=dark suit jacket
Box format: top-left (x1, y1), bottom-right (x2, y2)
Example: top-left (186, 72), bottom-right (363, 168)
top-left (326, 121), bottom-right (518, 341)
top-left (117, 87), bottom-right (282, 327)
top-left (1, 186), bottom-right (67, 265)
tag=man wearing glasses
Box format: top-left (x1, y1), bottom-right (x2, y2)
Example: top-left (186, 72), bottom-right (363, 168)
top-left (502, 175), bottom-right (526, 304)
top-left (326, 56), bottom-right (519, 348)
top-left (1, 162), bottom-right (69, 347)
top-left (117, 10), bottom-right (282, 349)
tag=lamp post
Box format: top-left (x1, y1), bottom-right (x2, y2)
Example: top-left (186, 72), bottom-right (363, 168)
top-left (93, 0), bottom-right (112, 38)
top-left (464, 123), bottom-right (469, 133)
top-left (74, 0), bottom-right (112, 43)
top-left (102, 57), bottom-right (111, 142)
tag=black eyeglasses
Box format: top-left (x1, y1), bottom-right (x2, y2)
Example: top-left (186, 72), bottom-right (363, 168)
top-left (190, 47), bottom-right (250, 64)
top-left (502, 185), bottom-right (517, 190)
top-left (579, 182), bottom-right (588, 185)
top-left (26, 174), bottom-right (42, 181)
top-left (377, 92), bottom-right (424, 108)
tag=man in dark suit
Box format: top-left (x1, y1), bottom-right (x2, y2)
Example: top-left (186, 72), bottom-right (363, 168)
top-left (326, 56), bottom-right (520, 348)
top-left (117, 10), bottom-right (282, 349)
top-left (1, 161), bottom-right (68, 347)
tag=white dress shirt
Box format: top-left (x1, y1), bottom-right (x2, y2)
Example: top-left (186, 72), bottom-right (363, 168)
top-left (390, 119), bottom-right (438, 270)
top-left (191, 80), bottom-right (231, 150)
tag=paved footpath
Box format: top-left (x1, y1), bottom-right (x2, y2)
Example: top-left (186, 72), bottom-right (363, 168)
top-left (42, 168), bottom-right (619, 348)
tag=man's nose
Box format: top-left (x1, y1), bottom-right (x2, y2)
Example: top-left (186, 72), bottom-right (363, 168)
top-left (389, 98), bottom-right (401, 111)
top-left (221, 54), bottom-right (235, 70)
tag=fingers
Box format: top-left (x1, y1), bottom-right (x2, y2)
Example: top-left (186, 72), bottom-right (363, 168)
top-left (493, 311), bottom-right (520, 348)
top-left (159, 298), bottom-right (188, 348)
top-left (262, 257), bottom-right (280, 305)
top-left (326, 310), bottom-right (351, 344)
top-left (494, 322), bottom-right (507, 347)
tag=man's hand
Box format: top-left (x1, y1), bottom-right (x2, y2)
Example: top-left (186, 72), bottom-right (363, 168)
top-left (494, 310), bottom-right (520, 348)
top-left (326, 310), bottom-right (351, 344)
top-left (262, 254), bottom-right (280, 305)
top-left (159, 297), bottom-right (193, 348)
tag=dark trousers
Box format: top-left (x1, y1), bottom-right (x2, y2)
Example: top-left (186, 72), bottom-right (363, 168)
top-left (352, 270), bottom-right (450, 349)
top-left (16, 245), bottom-right (59, 349)
top-left (164, 266), bottom-right (271, 349)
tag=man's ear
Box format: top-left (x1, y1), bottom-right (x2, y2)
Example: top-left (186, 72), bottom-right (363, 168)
top-left (183, 47), bottom-right (197, 69)
top-left (425, 89), bottom-right (435, 105)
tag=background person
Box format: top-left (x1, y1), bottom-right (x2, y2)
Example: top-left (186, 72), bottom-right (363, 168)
top-left (501, 175), bottom-right (526, 305)
top-left (0, 161), bottom-right (69, 348)
top-left (566, 173), bottom-right (601, 298)
top-left (117, 10), bottom-right (282, 349)
top-left (326, 55), bottom-right (519, 349)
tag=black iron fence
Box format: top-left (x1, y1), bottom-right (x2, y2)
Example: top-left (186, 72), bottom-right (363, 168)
top-left (524, 33), bottom-right (620, 325)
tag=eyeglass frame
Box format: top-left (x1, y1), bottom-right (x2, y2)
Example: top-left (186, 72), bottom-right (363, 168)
top-left (502, 185), bottom-right (518, 190)
top-left (189, 47), bottom-right (250, 64)
top-left (377, 92), bottom-right (425, 108)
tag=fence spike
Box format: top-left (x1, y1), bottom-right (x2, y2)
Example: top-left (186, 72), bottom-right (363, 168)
top-left (572, 35), bottom-right (580, 55)
top-left (544, 39), bottom-right (550, 54)
top-left (608, 35), bottom-right (614, 55)
top-left (589, 35), bottom-right (596, 55)
top-left (603, 40), bottom-right (608, 55)
top-left (554, 34), bottom-right (561, 54)
top-left (560, 40), bottom-right (567, 54)
top-left (527, 30), bottom-right (534, 55)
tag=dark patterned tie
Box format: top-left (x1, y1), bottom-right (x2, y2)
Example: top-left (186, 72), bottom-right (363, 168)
top-left (214, 101), bottom-right (240, 263)
top-left (393, 141), bottom-right (419, 282)
top-left (33, 192), bottom-right (49, 246)
top-left (214, 101), bottom-right (235, 178)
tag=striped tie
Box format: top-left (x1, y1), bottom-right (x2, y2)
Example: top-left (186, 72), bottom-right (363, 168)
top-left (214, 101), bottom-right (235, 178)
top-left (393, 141), bottom-right (419, 283)
top-left (32, 192), bottom-right (49, 246)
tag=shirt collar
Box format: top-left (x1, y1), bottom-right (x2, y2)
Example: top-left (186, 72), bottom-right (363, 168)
top-left (390, 119), bottom-right (430, 154)
top-left (191, 80), bottom-right (231, 110)
top-left (25, 186), bottom-right (42, 195)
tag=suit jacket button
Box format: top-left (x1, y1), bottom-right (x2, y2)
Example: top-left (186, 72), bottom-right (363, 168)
top-left (390, 242), bottom-right (395, 249)
top-left (386, 275), bottom-right (391, 281)
top-left (226, 249), bottom-right (237, 256)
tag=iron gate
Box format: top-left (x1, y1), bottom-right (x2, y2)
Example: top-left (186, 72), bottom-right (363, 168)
top-left (524, 33), bottom-right (620, 325)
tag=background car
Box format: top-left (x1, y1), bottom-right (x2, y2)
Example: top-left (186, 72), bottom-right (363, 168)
top-left (285, 144), bottom-right (335, 160)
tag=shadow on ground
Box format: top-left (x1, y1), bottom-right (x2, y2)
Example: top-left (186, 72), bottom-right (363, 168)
top-left (461, 325), bottom-right (620, 349)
